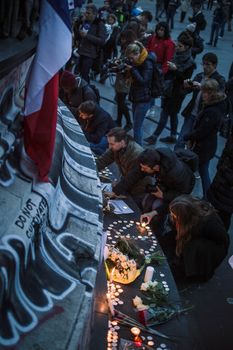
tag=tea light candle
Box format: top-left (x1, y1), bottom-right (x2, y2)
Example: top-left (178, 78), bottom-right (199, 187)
top-left (130, 327), bottom-right (141, 336)
top-left (144, 266), bottom-right (154, 282)
top-left (106, 294), bottom-right (115, 316)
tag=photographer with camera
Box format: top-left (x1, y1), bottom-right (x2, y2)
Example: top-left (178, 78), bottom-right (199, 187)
top-left (175, 52), bottom-right (226, 151)
top-left (124, 41), bottom-right (154, 145)
top-left (113, 29), bottom-right (138, 131)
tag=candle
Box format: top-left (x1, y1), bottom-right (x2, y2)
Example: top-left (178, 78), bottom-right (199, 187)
top-left (130, 327), bottom-right (141, 336)
top-left (107, 294), bottom-right (115, 316)
top-left (144, 266), bottom-right (154, 282)
top-left (110, 267), bottom-right (115, 283)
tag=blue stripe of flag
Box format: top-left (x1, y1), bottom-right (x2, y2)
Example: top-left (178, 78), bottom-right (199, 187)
top-left (47, 0), bottom-right (72, 31)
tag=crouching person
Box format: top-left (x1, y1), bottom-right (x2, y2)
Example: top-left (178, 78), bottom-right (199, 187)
top-left (77, 100), bottom-right (115, 155)
top-left (96, 127), bottom-right (152, 204)
top-left (138, 148), bottom-right (195, 233)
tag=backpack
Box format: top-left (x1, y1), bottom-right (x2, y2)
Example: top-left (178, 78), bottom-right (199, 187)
top-left (149, 58), bottom-right (165, 98)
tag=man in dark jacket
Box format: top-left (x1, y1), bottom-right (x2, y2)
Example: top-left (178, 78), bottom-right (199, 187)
top-left (96, 127), bottom-right (152, 201)
top-left (113, 147), bottom-right (195, 202)
top-left (175, 52), bottom-right (225, 150)
top-left (77, 100), bottom-right (115, 155)
top-left (59, 70), bottom-right (98, 116)
top-left (188, 1), bottom-right (206, 35)
top-left (114, 147), bottom-right (195, 233)
top-left (74, 4), bottom-right (107, 82)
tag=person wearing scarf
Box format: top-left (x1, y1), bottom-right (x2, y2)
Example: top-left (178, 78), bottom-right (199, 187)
top-left (125, 41), bottom-right (154, 145)
top-left (144, 31), bottom-right (196, 145)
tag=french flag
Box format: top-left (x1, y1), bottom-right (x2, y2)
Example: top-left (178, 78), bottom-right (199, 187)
top-left (23, 0), bottom-right (72, 182)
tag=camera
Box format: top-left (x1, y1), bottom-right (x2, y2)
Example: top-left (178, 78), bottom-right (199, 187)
top-left (102, 58), bottom-right (131, 74)
top-left (187, 79), bottom-right (194, 87)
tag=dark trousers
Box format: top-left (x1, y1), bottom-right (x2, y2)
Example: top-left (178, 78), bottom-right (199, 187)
top-left (180, 11), bottom-right (186, 23)
top-left (217, 210), bottom-right (232, 232)
top-left (116, 92), bottom-right (131, 126)
top-left (78, 55), bottom-right (94, 83)
top-left (153, 108), bottom-right (178, 137)
top-left (209, 21), bottom-right (221, 46)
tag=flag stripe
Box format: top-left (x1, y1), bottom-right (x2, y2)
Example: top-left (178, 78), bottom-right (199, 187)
top-left (23, 0), bottom-right (72, 181)
top-left (47, 0), bottom-right (72, 31)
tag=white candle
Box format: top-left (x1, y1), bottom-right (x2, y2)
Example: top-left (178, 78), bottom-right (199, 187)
top-left (144, 266), bottom-right (154, 282)
top-left (130, 327), bottom-right (141, 336)
top-left (107, 294), bottom-right (115, 316)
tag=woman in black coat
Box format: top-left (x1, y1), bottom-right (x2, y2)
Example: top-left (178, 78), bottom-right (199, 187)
top-left (169, 195), bottom-right (229, 281)
top-left (207, 124), bottom-right (233, 231)
top-left (183, 78), bottom-right (228, 199)
top-left (125, 41), bottom-right (153, 145)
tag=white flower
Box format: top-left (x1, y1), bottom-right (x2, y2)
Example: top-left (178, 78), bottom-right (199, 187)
top-left (137, 304), bottom-right (149, 311)
top-left (133, 296), bottom-right (143, 307)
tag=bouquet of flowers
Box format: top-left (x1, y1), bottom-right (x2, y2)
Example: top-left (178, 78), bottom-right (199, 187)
top-left (105, 237), bottom-right (145, 284)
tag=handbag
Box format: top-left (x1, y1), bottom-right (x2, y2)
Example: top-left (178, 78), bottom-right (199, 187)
top-left (219, 99), bottom-right (233, 139)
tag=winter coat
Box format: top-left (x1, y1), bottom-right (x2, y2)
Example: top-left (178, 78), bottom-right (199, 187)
top-left (113, 147), bottom-right (195, 202)
top-left (162, 48), bottom-right (196, 114)
top-left (129, 56), bottom-right (154, 103)
top-left (182, 212), bottom-right (229, 279)
top-left (207, 130), bottom-right (233, 213)
top-left (75, 17), bottom-right (107, 59)
top-left (189, 11), bottom-right (206, 34)
top-left (184, 93), bottom-right (228, 164)
top-left (182, 70), bottom-right (226, 118)
top-left (96, 138), bottom-right (152, 195)
top-left (78, 105), bottom-right (115, 144)
top-left (146, 35), bottom-right (175, 74)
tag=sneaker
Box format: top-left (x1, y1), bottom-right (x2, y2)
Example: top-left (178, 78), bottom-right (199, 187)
top-left (206, 42), bottom-right (212, 45)
top-left (218, 36), bottom-right (223, 39)
top-left (159, 136), bottom-right (177, 143)
top-left (144, 135), bottom-right (157, 145)
top-left (124, 123), bottom-right (132, 132)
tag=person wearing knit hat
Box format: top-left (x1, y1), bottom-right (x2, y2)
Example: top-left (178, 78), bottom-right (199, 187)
top-left (186, 23), bottom-right (196, 33)
top-left (59, 70), bottom-right (98, 116)
top-left (60, 71), bottom-right (76, 91)
top-left (182, 24), bottom-right (204, 59)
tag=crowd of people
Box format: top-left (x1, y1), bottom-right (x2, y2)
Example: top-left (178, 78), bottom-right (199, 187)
top-left (59, 0), bottom-right (233, 283)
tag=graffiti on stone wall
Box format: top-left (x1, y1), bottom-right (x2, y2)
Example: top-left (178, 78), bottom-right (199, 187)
top-left (0, 102), bottom-right (102, 347)
top-left (0, 57), bottom-right (33, 187)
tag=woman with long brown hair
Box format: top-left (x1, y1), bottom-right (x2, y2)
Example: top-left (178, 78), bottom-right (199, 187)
top-left (168, 195), bottom-right (229, 281)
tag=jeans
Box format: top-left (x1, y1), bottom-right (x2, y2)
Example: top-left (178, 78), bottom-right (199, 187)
top-left (132, 101), bottom-right (151, 145)
top-left (209, 22), bottom-right (220, 46)
top-left (174, 114), bottom-right (196, 150)
top-left (153, 109), bottom-right (178, 137)
top-left (90, 136), bottom-right (108, 155)
top-left (78, 55), bottom-right (94, 83)
top-left (220, 21), bottom-right (226, 37)
top-left (199, 160), bottom-right (211, 199)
